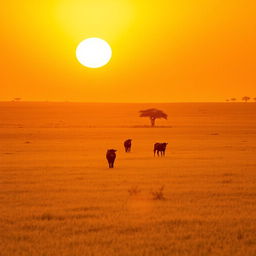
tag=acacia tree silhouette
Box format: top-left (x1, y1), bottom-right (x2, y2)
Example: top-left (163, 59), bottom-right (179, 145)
top-left (242, 96), bottom-right (250, 102)
top-left (139, 108), bottom-right (168, 127)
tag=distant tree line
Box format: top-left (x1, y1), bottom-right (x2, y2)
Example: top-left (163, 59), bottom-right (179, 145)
top-left (226, 96), bottom-right (256, 102)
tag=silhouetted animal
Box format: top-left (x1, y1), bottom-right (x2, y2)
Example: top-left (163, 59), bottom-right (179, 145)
top-left (106, 149), bottom-right (117, 168)
top-left (124, 139), bottom-right (132, 152)
top-left (154, 143), bottom-right (168, 156)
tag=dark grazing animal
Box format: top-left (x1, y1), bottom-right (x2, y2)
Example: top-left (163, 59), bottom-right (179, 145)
top-left (106, 149), bottom-right (117, 168)
top-left (124, 139), bottom-right (132, 152)
top-left (154, 143), bottom-right (168, 156)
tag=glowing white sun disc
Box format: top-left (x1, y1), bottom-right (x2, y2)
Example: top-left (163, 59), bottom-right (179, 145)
top-left (76, 38), bottom-right (112, 68)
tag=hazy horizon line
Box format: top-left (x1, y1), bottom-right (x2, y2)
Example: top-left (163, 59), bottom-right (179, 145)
top-left (0, 100), bottom-right (254, 104)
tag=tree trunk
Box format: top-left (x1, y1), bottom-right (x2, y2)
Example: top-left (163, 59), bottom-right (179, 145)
top-left (150, 117), bottom-right (156, 127)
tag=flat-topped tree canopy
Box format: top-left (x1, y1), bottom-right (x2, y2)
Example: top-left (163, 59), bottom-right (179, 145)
top-left (139, 108), bottom-right (168, 127)
top-left (242, 96), bottom-right (250, 102)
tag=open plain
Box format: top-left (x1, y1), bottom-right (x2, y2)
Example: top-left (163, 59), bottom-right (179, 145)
top-left (1, 102), bottom-right (256, 256)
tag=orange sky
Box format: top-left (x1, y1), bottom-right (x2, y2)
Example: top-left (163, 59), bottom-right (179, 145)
top-left (1, 0), bottom-right (256, 102)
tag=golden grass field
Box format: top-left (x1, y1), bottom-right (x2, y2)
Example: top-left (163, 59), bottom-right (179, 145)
top-left (1, 102), bottom-right (256, 256)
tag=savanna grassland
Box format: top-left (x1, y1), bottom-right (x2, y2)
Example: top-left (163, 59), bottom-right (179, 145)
top-left (1, 102), bottom-right (256, 256)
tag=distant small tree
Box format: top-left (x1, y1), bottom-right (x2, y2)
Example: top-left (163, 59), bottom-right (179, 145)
top-left (139, 108), bottom-right (168, 127)
top-left (242, 96), bottom-right (250, 102)
top-left (226, 99), bottom-right (230, 102)
top-left (13, 98), bottom-right (21, 101)
top-left (230, 98), bottom-right (237, 102)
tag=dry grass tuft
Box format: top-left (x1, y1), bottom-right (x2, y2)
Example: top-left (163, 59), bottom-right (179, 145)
top-left (151, 186), bottom-right (166, 200)
top-left (33, 213), bottom-right (65, 221)
top-left (237, 230), bottom-right (244, 240)
top-left (128, 186), bottom-right (141, 196)
top-left (222, 179), bottom-right (232, 184)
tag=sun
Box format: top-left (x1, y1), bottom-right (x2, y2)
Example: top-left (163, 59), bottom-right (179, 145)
top-left (76, 38), bottom-right (112, 68)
